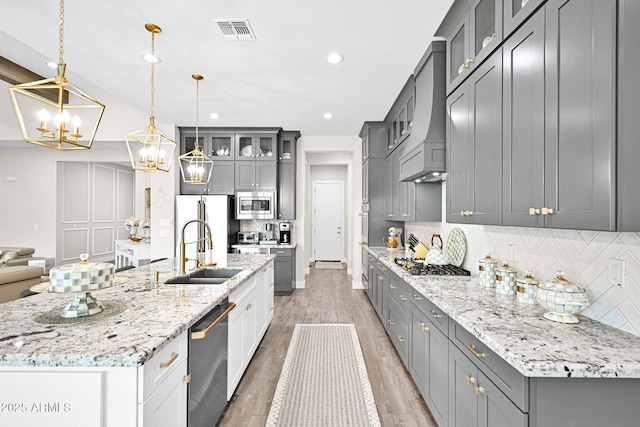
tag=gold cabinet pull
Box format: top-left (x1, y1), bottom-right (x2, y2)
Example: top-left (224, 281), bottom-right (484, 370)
top-left (388, 319), bottom-right (395, 326)
top-left (389, 284), bottom-right (396, 289)
top-left (460, 210), bottom-right (465, 216)
top-left (465, 375), bottom-right (476, 385)
top-left (160, 352), bottom-right (179, 369)
top-left (397, 335), bottom-right (405, 342)
top-left (418, 322), bottom-right (429, 332)
top-left (399, 295), bottom-right (407, 301)
top-left (467, 343), bottom-right (485, 358)
top-left (474, 384), bottom-right (485, 395)
top-left (412, 294), bottom-right (422, 300)
top-left (429, 309), bottom-right (442, 318)
top-left (541, 207), bottom-right (554, 215)
top-left (529, 207), bottom-right (541, 215)
top-left (183, 374), bottom-right (192, 383)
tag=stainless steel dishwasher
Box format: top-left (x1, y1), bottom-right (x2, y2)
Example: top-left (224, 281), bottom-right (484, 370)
top-left (188, 299), bottom-right (235, 427)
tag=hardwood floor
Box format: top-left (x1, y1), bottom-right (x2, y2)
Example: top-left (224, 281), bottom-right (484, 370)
top-left (218, 264), bottom-right (438, 427)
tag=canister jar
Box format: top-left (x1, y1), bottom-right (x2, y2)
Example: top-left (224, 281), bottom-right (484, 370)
top-left (478, 254), bottom-right (498, 287)
top-left (516, 271), bottom-right (539, 304)
top-left (495, 262), bottom-right (517, 296)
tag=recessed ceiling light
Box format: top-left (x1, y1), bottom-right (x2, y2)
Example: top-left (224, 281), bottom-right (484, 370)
top-left (323, 113), bottom-right (334, 119)
top-left (142, 53), bottom-right (161, 63)
top-left (45, 61), bottom-right (57, 68)
top-left (209, 113), bottom-right (220, 119)
top-left (326, 53), bottom-right (344, 64)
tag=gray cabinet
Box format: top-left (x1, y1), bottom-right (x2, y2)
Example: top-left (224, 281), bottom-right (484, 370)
top-left (503, 0), bottom-right (616, 231)
top-left (543, 0), bottom-right (616, 231)
top-left (235, 160), bottom-right (277, 190)
top-left (360, 122), bottom-right (387, 164)
top-left (180, 132), bottom-right (235, 195)
top-left (385, 78), bottom-right (415, 154)
top-left (446, 50), bottom-right (502, 225)
top-left (438, 0), bottom-right (503, 95)
top-left (449, 343), bottom-right (528, 427)
top-left (277, 163), bottom-right (296, 220)
top-left (235, 133), bottom-right (277, 161)
top-left (270, 247), bottom-right (295, 295)
top-left (409, 297), bottom-right (449, 427)
top-left (277, 131), bottom-right (298, 163)
top-left (503, 0), bottom-right (545, 38)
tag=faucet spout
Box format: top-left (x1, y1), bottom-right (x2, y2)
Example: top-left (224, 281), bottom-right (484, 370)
top-left (180, 219), bottom-right (214, 274)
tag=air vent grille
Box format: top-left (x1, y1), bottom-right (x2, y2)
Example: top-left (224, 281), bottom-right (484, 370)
top-left (214, 19), bottom-right (256, 40)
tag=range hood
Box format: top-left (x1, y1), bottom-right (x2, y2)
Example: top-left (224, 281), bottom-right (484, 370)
top-left (399, 41), bottom-right (446, 183)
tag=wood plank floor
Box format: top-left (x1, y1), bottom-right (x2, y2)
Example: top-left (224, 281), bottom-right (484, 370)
top-left (218, 264), bottom-right (438, 427)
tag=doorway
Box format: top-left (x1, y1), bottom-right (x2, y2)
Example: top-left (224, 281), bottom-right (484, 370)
top-left (312, 181), bottom-right (344, 261)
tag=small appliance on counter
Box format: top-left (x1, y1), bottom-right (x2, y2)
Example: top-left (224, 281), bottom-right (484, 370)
top-left (237, 231), bottom-right (259, 244)
top-left (279, 222), bottom-right (291, 244)
top-left (384, 227), bottom-right (404, 252)
top-left (259, 223), bottom-right (278, 245)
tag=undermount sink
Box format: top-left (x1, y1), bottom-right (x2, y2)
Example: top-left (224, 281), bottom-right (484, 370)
top-left (165, 268), bottom-right (243, 285)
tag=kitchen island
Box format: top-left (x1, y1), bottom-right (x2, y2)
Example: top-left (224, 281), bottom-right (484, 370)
top-left (0, 254), bottom-right (275, 427)
top-left (366, 246), bottom-right (640, 427)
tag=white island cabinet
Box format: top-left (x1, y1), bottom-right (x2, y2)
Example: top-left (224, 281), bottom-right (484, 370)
top-left (0, 332), bottom-right (187, 427)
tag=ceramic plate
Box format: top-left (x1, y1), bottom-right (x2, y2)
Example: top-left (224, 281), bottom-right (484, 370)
top-left (445, 228), bottom-right (467, 267)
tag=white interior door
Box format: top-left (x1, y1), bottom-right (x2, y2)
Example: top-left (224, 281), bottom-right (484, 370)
top-left (312, 181), bottom-right (344, 261)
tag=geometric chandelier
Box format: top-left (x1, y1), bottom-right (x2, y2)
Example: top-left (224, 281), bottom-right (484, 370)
top-left (179, 74), bottom-right (214, 185)
top-left (125, 23), bottom-right (176, 172)
top-left (8, 0), bottom-right (105, 150)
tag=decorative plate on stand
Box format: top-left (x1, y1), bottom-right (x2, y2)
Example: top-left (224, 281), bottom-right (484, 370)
top-left (445, 228), bottom-right (467, 267)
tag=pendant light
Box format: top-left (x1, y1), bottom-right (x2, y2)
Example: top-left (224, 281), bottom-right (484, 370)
top-left (179, 74), bottom-right (214, 185)
top-left (125, 24), bottom-right (176, 172)
top-left (8, 0), bottom-right (105, 150)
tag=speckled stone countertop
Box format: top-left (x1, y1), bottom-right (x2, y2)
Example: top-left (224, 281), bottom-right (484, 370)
top-left (0, 254), bottom-right (274, 368)
top-left (367, 247), bottom-right (640, 379)
top-left (231, 243), bottom-right (297, 249)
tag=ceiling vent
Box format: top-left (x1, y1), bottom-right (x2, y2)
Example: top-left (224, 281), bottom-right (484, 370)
top-left (213, 19), bottom-right (256, 41)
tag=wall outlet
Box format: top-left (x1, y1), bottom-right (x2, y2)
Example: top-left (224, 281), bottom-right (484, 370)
top-left (608, 258), bottom-right (626, 287)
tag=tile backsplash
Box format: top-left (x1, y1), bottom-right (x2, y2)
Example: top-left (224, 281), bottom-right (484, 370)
top-left (406, 221), bottom-right (640, 336)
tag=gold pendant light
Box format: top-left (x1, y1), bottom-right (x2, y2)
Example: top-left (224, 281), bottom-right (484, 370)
top-left (179, 74), bottom-right (214, 185)
top-left (125, 23), bottom-right (176, 172)
top-left (8, 0), bottom-right (105, 150)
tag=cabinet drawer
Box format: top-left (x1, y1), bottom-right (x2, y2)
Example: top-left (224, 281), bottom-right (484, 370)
top-left (270, 248), bottom-right (292, 257)
top-left (229, 277), bottom-right (257, 304)
top-left (449, 321), bottom-right (528, 411)
top-left (410, 292), bottom-right (449, 335)
top-left (139, 331), bottom-right (188, 403)
top-left (388, 297), bottom-right (409, 363)
top-left (387, 272), bottom-right (412, 316)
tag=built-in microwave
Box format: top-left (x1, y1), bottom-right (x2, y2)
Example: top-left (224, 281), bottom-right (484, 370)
top-left (235, 191), bottom-right (276, 220)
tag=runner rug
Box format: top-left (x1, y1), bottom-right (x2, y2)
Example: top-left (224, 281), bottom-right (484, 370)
top-left (266, 324), bottom-right (381, 427)
top-left (315, 261), bottom-right (344, 270)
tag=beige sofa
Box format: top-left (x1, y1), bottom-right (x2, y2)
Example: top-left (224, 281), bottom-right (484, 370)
top-left (0, 247), bottom-right (36, 267)
top-left (0, 266), bottom-right (44, 303)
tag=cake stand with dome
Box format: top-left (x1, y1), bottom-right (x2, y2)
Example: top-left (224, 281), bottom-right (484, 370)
top-left (47, 254), bottom-right (117, 318)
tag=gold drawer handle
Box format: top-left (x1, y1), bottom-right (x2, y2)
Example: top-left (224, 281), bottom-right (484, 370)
top-left (399, 295), bottom-right (407, 301)
top-left (389, 284), bottom-right (396, 289)
top-left (467, 343), bottom-right (485, 358)
top-left (465, 375), bottom-right (476, 385)
top-left (429, 309), bottom-right (442, 318)
top-left (397, 335), bottom-right (405, 342)
top-left (388, 319), bottom-right (395, 326)
top-left (412, 294), bottom-right (422, 300)
top-left (160, 352), bottom-right (178, 369)
top-left (418, 322), bottom-right (429, 332)
top-left (474, 384), bottom-right (485, 395)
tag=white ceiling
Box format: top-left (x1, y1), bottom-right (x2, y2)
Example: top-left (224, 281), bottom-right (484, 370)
top-left (0, 0), bottom-right (453, 137)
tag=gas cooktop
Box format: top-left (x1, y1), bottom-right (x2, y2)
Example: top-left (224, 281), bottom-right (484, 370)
top-left (394, 258), bottom-right (471, 276)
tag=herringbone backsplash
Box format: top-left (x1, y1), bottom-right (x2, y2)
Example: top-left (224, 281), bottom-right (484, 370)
top-left (406, 221), bottom-right (640, 336)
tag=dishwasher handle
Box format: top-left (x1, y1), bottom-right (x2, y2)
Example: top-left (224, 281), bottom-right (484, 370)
top-left (191, 302), bottom-right (236, 340)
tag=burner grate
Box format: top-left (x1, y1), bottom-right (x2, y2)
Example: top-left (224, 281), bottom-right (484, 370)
top-left (394, 258), bottom-right (471, 276)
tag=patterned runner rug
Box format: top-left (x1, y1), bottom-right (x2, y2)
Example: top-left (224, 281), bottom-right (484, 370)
top-left (266, 324), bottom-right (381, 426)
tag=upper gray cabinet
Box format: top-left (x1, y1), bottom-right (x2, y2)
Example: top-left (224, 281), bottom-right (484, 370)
top-left (447, 51), bottom-right (503, 225)
top-left (503, 0), bottom-right (546, 37)
top-left (438, 0), bottom-right (503, 95)
top-left (385, 78), bottom-right (416, 154)
top-left (503, 0), bottom-right (616, 230)
top-left (360, 122), bottom-right (386, 164)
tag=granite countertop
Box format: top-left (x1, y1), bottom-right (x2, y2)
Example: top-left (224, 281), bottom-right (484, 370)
top-left (231, 243), bottom-right (297, 249)
top-left (0, 254), bottom-right (274, 368)
top-left (366, 247), bottom-right (640, 379)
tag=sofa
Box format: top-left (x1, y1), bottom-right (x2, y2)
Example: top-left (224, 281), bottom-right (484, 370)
top-left (0, 247), bottom-right (43, 303)
top-left (0, 247), bottom-right (36, 267)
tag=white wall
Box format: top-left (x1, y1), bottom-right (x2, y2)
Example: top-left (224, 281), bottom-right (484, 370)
top-left (297, 136), bottom-right (362, 288)
top-left (406, 180), bottom-right (640, 337)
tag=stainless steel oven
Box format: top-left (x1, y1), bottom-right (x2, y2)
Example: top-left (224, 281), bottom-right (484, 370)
top-left (235, 191), bottom-right (275, 220)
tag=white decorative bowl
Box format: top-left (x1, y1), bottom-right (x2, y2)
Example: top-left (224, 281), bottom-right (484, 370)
top-left (535, 272), bottom-right (589, 323)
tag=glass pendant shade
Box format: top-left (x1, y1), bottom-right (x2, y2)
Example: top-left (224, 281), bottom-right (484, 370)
top-left (125, 117), bottom-right (176, 172)
top-left (179, 74), bottom-right (214, 185)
